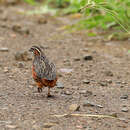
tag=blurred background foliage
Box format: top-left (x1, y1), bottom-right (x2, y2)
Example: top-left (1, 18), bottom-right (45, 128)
top-left (1, 0), bottom-right (130, 39)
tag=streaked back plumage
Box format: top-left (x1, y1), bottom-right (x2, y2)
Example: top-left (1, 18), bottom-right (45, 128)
top-left (31, 46), bottom-right (57, 81)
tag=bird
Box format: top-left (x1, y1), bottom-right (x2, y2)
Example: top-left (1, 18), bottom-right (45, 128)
top-left (29, 45), bottom-right (57, 97)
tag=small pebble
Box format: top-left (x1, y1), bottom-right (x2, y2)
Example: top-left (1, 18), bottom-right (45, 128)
top-left (85, 126), bottom-right (92, 130)
top-left (38, 18), bottom-right (47, 24)
top-left (57, 73), bottom-right (63, 77)
top-left (83, 101), bottom-right (103, 108)
top-left (83, 55), bottom-right (93, 61)
top-left (32, 124), bottom-right (40, 129)
top-left (56, 82), bottom-right (64, 89)
top-left (69, 104), bottom-right (80, 111)
top-left (121, 107), bottom-right (128, 112)
top-left (5, 0), bottom-right (19, 5)
top-left (43, 123), bottom-right (56, 128)
top-left (0, 47), bottom-right (9, 52)
top-left (99, 81), bottom-right (107, 86)
top-left (82, 48), bottom-right (89, 52)
top-left (116, 81), bottom-right (122, 84)
top-left (79, 90), bottom-right (92, 97)
top-left (120, 95), bottom-right (128, 99)
top-left (29, 85), bottom-right (33, 88)
top-left (83, 101), bottom-right (95, 107)
top-left (9, 75), bottom-right (13, 78)
top-left (59, 68), bottom-right (73, 73)
top-left (6, 125), bottom-right (17, 129)
top-left (106, 79), bottom-right (112, 84)
top-left (83, 80), bottom-right (90, 84)
top-left (12, 24), bottom-right (21, 31)
top-left (12, 25), bottom-right (29, 35)
top-left (17, 62), bottom-right (24, 68)
top-left (14, 51), bottom-right (32, 61)
top-left (119, 118), bottom-right (128, 122)
top-left (79, 90), bottom-right (87, 94)
top-left (73, 57), bottom-right (80, 61)
top-left (110, 113), bottom-right (118, 117)
top-left (85, 91), bottom-right (93, 97)
top-left (76, 125), bottom-right (83, 129)
top-left (64, 90), bottom-right (73, 95)
top-left (3, 67), bottom-right (9, 73)
top-left (105, 70), bottom-right (113, 76)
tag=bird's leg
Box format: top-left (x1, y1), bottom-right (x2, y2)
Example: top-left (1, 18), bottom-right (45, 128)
top-left (38, 88), bottom-right (42, 93)
top-left (47, 87), bottom-right (52, 97)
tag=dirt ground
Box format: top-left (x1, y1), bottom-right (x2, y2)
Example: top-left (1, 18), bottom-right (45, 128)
top-left (0, 3), bottom-right (130, 130)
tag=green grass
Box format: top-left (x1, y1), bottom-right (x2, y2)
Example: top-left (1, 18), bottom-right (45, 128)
top-left (24, 0), bottom-right (130, 38)
top-left (23, 0), bottom-right (37, 5)
top-left (79, 0), bottom-right (129, 32)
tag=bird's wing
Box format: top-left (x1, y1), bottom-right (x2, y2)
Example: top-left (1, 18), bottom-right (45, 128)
top-left (47, 62), bottom-right (57, 80)
top-left (34, 58), bottom-right (46, 79)
top-left (37, 56), bottom-right (57, 80)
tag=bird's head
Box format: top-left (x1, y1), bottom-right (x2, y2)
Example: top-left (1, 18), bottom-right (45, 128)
top-left (29, 46), bottom-right (43, 56)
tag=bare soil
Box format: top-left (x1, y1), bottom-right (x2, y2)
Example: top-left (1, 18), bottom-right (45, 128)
top-left (0, 3), bottom-right (129, 130)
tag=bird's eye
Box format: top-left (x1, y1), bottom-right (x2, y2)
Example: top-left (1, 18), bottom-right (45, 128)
top-left (34, 50), bottom-right (40, 55)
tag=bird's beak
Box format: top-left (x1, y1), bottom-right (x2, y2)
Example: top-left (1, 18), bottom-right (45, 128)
top-left (29, 48), bottom-right (33, 52)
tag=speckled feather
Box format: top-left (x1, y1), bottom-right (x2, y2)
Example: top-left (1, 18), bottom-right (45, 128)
top-left (33, 55), bottom-right (57, 81)
top-left (30, 45), bottom-right (57, 96)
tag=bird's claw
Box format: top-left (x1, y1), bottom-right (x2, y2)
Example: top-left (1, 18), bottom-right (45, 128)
top-left (47, 94), bottom-right (54, 98)
top-left (38, 88), bottom-right (42, 93)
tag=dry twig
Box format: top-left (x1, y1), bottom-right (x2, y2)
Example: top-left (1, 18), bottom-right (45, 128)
top-left (52, 113), bottom-right (117, 119)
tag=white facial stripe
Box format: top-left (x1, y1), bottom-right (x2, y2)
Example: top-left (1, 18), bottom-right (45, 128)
top-left (33, 47), bottom-right (41, 55)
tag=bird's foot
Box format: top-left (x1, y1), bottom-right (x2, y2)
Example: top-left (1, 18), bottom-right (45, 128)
top-left (47, 94), bottom-right (54, 98)
top-left (38, 88), bottom-right (42, 93)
